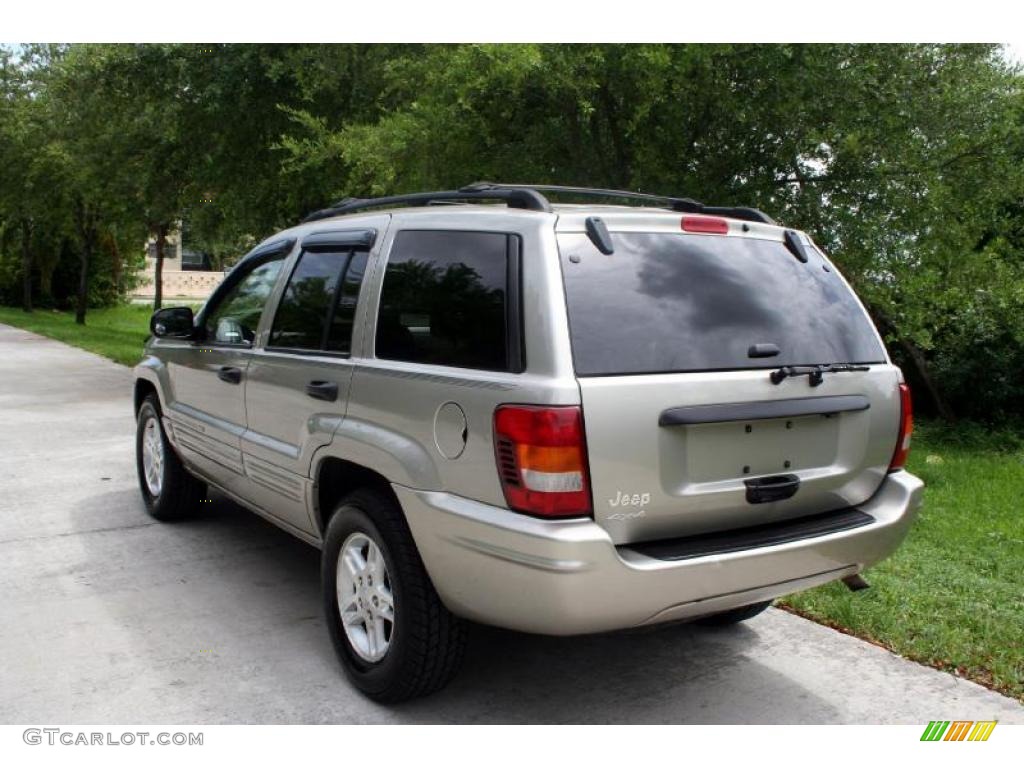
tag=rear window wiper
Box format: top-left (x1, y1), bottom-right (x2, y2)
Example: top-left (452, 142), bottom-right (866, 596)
top-left (770, 363), bottom-right (870, 387)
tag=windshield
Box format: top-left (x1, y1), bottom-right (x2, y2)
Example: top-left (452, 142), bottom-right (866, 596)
top-left (558, 231), bottom-right (886, 376)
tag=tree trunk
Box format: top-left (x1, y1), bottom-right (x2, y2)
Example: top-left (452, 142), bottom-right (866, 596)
top-left (893, 335), bottom-right (957, 423)
top-left (869, 303), bottom-right (957, 423)
top-left (153, 223), bottom-right (168, 311)
top-left (20, 219), bottom-right (33, 313)
top-left (74, 200), bottom-right (97, 326)
top-left (39, 264), bottom-right (54, 301)
top-left (108, 233), bottom-right (123, 297)
top-left (38, 239), bottom-right (61, 303)
top-left (76, 244), bottom-right (89, 325)
top-left (596, 83), bottom-right (631, 189)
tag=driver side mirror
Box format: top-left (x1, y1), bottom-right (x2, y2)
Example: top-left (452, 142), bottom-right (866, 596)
top-left (151, 306), bottom-right (195, 339)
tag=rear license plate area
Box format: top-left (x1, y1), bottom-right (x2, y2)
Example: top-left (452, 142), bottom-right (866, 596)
top-left (680, 414), bottom-right (840, 483)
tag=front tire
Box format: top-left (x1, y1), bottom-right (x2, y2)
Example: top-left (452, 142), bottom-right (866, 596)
top-left (322, 488), bottom-right (467, 703)
top-left (135, 394), bottom-right (206, 521)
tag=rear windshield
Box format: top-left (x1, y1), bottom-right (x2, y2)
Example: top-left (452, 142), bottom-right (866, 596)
top-left (558, 231), bottom-right (886, 376)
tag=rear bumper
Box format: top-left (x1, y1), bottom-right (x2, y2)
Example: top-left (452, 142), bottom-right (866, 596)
top-left (396, 471), bottom-right (923, 635)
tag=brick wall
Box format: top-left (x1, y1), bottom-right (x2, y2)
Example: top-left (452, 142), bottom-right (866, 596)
top-left (133, 268), bottom-right (226, 300)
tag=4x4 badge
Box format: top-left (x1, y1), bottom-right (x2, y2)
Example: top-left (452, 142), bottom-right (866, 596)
top-left (607, 509), bottom-right (647, 521)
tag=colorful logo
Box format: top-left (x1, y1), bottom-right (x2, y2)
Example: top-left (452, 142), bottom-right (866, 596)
top-left (920, 721), bottom-right (997, 741)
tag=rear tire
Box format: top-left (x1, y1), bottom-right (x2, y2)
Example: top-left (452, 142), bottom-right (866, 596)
top-left (321, 488), bottom-right (467, 703)
top-left (135, 394), bottom-right (206, 521)
top-left (695, 600), bottom-right (773, 626)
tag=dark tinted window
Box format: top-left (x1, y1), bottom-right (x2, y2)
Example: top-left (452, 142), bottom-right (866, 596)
top-left (270, 251), bottom-right (349, 350)
top-left (558, 232), bottom-right (886, 376)
top-left (326, 251), bottom-right (367, 353)
top-left (375, 230), bottom-right (509, 370)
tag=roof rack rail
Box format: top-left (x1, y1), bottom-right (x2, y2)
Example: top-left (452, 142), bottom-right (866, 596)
top-left (465, 182), bottom-right (776, 224)
top-left (301, 187), bottom-right (551, 223)
top-left (299, 182), bottom-right (774, 225)
top-left (464, 182), bottom-right (702, 212)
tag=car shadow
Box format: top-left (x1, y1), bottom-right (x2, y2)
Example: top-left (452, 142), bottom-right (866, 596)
top-left (61, 488), bottom-right (842, 724)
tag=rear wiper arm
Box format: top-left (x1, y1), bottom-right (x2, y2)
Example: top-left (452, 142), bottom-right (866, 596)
top-left (770, 363), bottom-right (870, 387)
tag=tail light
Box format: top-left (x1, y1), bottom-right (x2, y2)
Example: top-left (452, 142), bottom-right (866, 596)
top-left (493, 405), bottom-right (592, 518)
top-left (889, 383), bottom-right (913, 472)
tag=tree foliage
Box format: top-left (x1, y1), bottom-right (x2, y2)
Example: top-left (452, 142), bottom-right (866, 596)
top-left (0, 43), bottom-right (1022, 418)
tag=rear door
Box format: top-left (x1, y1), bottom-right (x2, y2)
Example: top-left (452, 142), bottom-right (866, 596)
top-left (241, 222), bottom-right (384, 534)
top-left (556, 216), bottom-right (902, 545)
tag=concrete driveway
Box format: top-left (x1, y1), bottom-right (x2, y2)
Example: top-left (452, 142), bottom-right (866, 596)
top-left (0, 323), bottom-right (1020, 724)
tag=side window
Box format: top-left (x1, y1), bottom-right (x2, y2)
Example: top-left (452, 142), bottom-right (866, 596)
top-left (269, 251), bottom-right (349, 350)
top-left (269, 249), bottom-right (369, 354)
top-left (203, 257), bottom-right (284, 345)
top-left (375, 230), bottom-right (511, 371)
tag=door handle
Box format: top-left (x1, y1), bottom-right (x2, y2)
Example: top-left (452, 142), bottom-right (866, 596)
top-left (306, 380), bottom-right (338, 402)
top-left (744, 474), bottom-right (800, 504)
top-left (217, 366), bottom-right (243, 384)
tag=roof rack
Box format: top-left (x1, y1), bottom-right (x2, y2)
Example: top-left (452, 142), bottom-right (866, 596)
top-left (300, 182), bottom-right (775, 225)
top-left (467, 183), bottom-right (775, 224)
top-left (301, 187), bottom-right (551, 223)
top-left (467, 182), bottom-right (704, 211)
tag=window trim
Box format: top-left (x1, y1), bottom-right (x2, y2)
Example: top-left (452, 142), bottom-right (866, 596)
top-left (301, 228), bottom-right (377, 252)
top-left (258, 347), bottom-right (355, 360)
top-left (318, 252), bottom-right (352, 352)
top-left (194, 240), bottom-right (294, 348)
top-left (506, 234), bottom-right (525, 373)
top-left (372, 228), bottom-right (524, 374)
top-left (323, 250), bottom-right (369, 354)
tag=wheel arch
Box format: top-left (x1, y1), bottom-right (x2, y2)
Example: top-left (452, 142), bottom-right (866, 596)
top-left (133, 354), bottom-right (170, 415)
top-left (134, 377), bottom-right (160, 415)
top-left (313, 455), bottom-right (403, 537)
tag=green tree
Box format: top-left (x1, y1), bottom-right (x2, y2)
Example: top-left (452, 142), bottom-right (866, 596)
top-left (178, 43), bottom-right (413, 256)
top-left (279, 44), bottom-right (1024, 420)
top-left (0, 46), bottom-right (67, 313)
top-left (2, 43), bottom-right (1022, 420)
top-left (43, 45), bottom-right (120, 324)
top-left (48, 45), bottom-right (191, 311)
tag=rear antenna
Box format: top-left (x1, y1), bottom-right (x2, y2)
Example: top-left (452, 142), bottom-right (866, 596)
top-left (783, 230), bottom-right (810, 263)
top-left (585, 216), bottom-right (615, 255)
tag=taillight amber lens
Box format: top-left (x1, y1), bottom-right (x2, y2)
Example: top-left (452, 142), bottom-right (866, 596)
top-left (493, 405), bottom-right (592, 517)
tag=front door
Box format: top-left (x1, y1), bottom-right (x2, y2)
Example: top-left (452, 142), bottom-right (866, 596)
top-left (162, 249), bottom-right (289, 494)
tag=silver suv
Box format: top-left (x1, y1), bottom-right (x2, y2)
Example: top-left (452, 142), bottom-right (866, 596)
top-left (134, 183), bottom-right (922, 702)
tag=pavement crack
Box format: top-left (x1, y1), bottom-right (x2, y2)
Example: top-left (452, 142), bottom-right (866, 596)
top-left (0, 520), bottom-right (158, 547)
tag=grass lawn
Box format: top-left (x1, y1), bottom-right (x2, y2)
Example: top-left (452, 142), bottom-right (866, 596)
top-left (0, 304), bottom-right (162, 366)
top-left (781, 422), bottom-right (1024, 701)
top-left (1, 302), bottom-right (1021, 700)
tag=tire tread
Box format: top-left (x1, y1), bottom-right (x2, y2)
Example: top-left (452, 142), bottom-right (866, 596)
top-left (136, 395), bottom-right (206, 521)
top-left (325, 488), bottom-right (466, 702)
